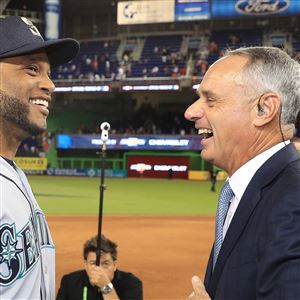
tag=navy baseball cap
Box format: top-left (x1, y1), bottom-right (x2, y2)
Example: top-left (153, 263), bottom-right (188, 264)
top-left (0, 16), bottom-right (80, 66)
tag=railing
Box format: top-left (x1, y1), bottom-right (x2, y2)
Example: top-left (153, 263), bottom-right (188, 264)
top-left (57, 157), bottom-right (124, 170)
top-left (53, 75), bottom-right (203, 89)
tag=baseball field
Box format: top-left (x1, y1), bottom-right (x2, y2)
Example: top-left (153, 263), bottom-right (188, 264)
top-left (29, 176), bottom-right (221, 299)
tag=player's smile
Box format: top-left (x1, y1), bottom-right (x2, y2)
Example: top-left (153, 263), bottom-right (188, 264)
top-left (29, 98), bottom-right (50, 117)
top-left (0, 52), bottom-right (55, 137)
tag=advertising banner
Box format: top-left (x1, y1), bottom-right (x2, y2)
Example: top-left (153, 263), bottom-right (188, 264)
top-left (212, 0), bottom-right (300, 19)
top-left (127, 155), bottom-right (189, 179)
top-left (57, 134), bottom-right (203, 151)
top-left (46, 168), bottom-right (126, 177)
top-left (15, 157), bottom-right (48, 171)
top-left (175, 0), bottom-right (210, 21)
top-left (117, 0), bottom-right (210, 24)
top-left (117, 0), bottom-right (175, 25)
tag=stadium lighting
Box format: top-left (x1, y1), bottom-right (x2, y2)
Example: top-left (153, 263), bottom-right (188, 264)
top-left (55, 85), bottom-right (110, 92)
top-left (122, 84), bottom-right (180, 91)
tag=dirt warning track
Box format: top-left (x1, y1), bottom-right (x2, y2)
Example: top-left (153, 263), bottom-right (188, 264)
top-left (49, 215), bottom-right (214, 300)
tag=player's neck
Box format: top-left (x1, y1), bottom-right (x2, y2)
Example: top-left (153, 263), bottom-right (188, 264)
top-left (0, 149), bottom-right (17, 161)
top-left (0, 121), bottom-right (26, 160)
top-left (0, 133), bottom-right (19, 160)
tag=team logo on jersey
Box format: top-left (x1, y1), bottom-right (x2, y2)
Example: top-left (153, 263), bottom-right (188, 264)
top-left (235, 0), bottom-right (290, 16)
top-left (0, 224), bottom-right (23, 285)
top-left (0, 211), bottom-right (53, 286)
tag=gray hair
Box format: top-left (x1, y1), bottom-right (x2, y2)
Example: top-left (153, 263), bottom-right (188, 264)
top-left (225, 47), bottom-right (300, 128)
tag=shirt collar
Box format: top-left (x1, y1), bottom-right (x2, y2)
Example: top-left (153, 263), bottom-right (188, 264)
top-left (0, 155), bottom-right (16, 168)
top-left (229, 141), bottom-right (290, 201)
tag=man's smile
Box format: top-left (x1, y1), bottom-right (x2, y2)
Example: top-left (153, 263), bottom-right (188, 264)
top-left (198, 128), bottom-right (213, 139)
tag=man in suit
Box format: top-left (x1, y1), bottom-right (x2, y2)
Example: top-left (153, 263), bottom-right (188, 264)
top-left (56, 235), bottom-right (143, 300)
top-left (184, 47), bottom-right (300, 299)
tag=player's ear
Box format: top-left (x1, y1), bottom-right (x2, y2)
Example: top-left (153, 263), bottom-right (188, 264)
top-left (253, 93), bottom-right (281, 127)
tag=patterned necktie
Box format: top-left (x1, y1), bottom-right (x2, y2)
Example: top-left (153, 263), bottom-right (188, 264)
top-left (213, 180), bottom-right (234, 270)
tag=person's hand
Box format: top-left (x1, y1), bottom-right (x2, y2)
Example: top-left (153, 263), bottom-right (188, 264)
top-left (88, 266), bottom-right (111, 289)
top-left (187, 276), bottom-right (211, 300)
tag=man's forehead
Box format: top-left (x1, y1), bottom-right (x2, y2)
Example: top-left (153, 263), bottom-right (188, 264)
top-left (198, 55), bottom-right (248, 93)
top-left (216, 54), bottom-right (248, 66)
top-left (87, 251), bottom-right (112, 260)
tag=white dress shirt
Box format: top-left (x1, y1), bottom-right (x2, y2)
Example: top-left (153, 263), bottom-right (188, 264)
top-left (223, 141), bottom-right (290, 239)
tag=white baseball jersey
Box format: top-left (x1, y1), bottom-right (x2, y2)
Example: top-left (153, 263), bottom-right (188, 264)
top-left (0, 157), bottom-right (55, 299)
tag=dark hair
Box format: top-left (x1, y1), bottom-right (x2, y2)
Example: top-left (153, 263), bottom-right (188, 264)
top-left (83, 234), bottom-right (118, 261)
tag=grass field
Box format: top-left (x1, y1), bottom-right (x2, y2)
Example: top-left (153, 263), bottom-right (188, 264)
top-left (28, 176), bottom-right (222, 215)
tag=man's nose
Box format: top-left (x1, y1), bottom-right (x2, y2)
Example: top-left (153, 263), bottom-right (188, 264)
top-left (39, 74), bottom-right (55, 95)
top-left (184, 101), bottom-right (204, 121)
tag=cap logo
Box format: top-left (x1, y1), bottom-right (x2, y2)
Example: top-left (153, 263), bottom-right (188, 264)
top-left (20, 17), bottom-right (42, 38)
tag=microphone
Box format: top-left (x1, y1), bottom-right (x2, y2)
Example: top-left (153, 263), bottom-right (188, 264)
top-left (96, 122), bottom-right (111, 266)
top-left (100, 122), bottom-right (111, 143)
top-left (257, 95), bottom-right (265, 116)
top-left (257, 103), bottom-right (264, 116)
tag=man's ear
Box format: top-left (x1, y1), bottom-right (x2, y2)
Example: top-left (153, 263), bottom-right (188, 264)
top-left (253, 92), bottom-right (281, 127)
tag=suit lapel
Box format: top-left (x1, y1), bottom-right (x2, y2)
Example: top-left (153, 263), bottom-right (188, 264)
top-left (204, 246), bottom-right (213, 288)
top-left (206, 185), bottom-right (261, 296)
top-left (205, 144), bottom-right (300, 298)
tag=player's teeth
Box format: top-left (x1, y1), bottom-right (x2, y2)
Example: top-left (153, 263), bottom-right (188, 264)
top-left (30, 99), bottom-right (49, 108)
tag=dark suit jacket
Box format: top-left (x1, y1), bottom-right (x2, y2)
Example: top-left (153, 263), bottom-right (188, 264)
top-left (204, 143), bottom-right (300, 300)
top-left (56, 269), bottom-right (143, 300)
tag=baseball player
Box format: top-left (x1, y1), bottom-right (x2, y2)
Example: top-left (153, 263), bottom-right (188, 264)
top-left (0, 16), bottom-right (79, 299)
